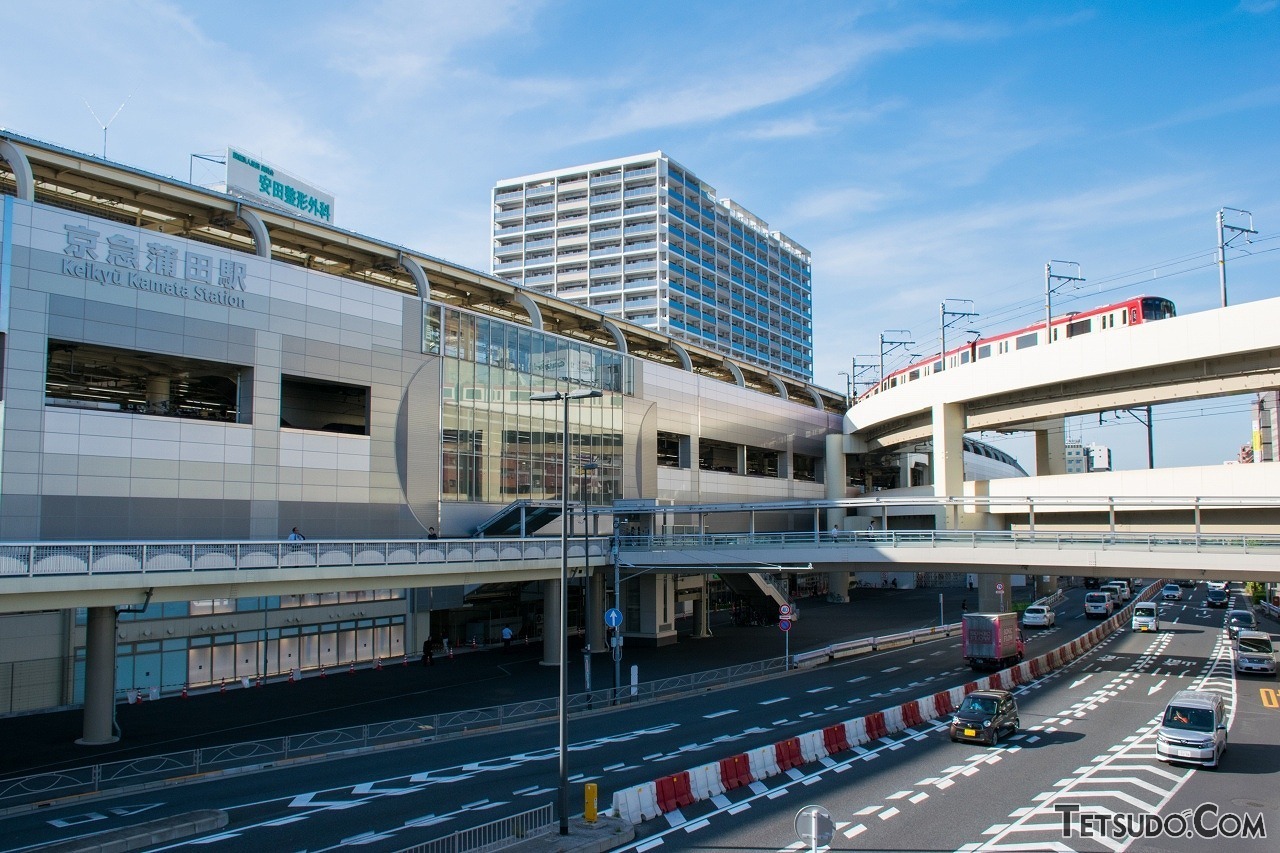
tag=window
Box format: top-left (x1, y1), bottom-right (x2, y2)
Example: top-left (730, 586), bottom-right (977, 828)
top-left (793, 453), bottom-right (819, 482)
top-left (699, 438), bottom-right (739, 473)
top-left (280, 377), bottom-right (369, 435)
top-left (745, 446), bottom-right (779, 477)
top-left (1066, 318), bottom-right (1092, 338)
top-left (45, 341), bottom-right (248, 422)
top-left (1015, 333), bottom-right (1038, 350)
top-left (657, 431), bottom-right (689, 468)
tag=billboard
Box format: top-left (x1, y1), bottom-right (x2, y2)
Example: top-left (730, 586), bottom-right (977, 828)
top-left (225, 147), bottom-right (335, 224)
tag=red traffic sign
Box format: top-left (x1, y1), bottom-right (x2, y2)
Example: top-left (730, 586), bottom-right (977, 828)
top-left (779, 619), bottom-right (792, 631)
top-left (995, 582), bottom-right (1005, 592)
top-left (779, 604), bottom-right (792, 617)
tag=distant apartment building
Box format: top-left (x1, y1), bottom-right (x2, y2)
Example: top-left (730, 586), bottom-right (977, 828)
top-left (1065, 439), bottom-right (1089, 474)
top-left (1065, 439), bottom-right (1112, 473)
top-left (492, 153), bottom-right (813, 380)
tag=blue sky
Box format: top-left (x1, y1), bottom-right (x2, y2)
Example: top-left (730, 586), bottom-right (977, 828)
top-left (3, 0), bottom-right (1278, 471)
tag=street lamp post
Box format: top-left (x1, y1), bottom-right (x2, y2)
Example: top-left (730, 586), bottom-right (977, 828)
top-left (530, 387), bottom-right (603, 837)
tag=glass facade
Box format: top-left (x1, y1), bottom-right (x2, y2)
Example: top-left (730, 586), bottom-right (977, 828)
top-left (426, 304), bottom-right (629, 505)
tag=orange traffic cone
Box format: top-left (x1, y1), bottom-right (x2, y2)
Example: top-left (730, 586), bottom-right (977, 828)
top-left (471, 637), bottom-right (478, 650)
top-left (288, 669), bottom-right (295, 683)
top-left (219, 679), bottom-right (226, 694)
top-left (375, 657), bottom-right (383, 671)
top-left (320, 665), bottom-right (327, 678)
top-left (181, 684), bottom-right (189, 699)
top-left (256, 675), bottom-right (263, 688)
top-left (401, 654), bottom-right (408, 666)
top-left (349, 661), bottom-right (356, 675)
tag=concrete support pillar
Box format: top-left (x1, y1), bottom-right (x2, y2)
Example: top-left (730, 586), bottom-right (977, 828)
top-left (1034, 418), bottom-right (1068, 476)
top-left (693, 576), bottom-right (712, 638)
top-left (541, 579), bottom-right (563, 667)
top-left (826, 570), bottom-right (850, 603)
top-left (977, 572), bottom-right (1014, 615)
top-left (633, 573), bottom-right (678, 646)
top-left (586, 570), bottom-right (606, 653)
top-left (932, 401), bottom-right (966, 529)
top-left (824, 434), bottom-right (847, 531)
top-left (78, 606), bottom-right (119, 746)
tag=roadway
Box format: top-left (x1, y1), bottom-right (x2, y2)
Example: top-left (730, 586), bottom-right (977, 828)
top-left (0, 584), bottom-right (1160, 851)
top-left (614, 583), bottom-right (1277, 852)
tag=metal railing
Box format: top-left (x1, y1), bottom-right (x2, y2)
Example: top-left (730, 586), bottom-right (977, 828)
top-left (0, 650), bottom-right (792, 809)
top-left (0, 537), bottom-right (613, 579)
top-left (619, 529), bottom-right (1280, 555)
top-left (396, 803), bottom-right (554, 853)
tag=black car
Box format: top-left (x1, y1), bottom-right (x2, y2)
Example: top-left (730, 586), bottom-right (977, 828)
top-left (1206, 588), bottom-right (1228, 608)
top-left (1226, 609), bottom-right (1257, 639)
top-left (949, 689), bottom-right (1020, 746)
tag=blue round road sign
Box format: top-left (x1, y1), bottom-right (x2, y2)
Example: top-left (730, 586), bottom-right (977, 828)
top-left (604, 607), bottom-right (623, 628)
top-left (779, 619), bottom-right (791, 631)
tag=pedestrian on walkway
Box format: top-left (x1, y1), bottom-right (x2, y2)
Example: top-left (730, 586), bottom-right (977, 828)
top-left (961, 598), bottom-right (968, 613)
top-left (427, 527), bottom-right (439, 540)
top-left (422, 639), bottom-right (434, 666)
top-left (501, 625), bottom-right (513, 651)
top-left (287, 526), bottom-right (305, 541)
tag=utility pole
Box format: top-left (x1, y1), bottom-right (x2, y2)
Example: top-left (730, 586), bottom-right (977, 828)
top-left (1217, 207), bottom-right (1257, 307)
top-left (1044, 261), bottom-right (1084, 345)
top-left (878, 331), bottom-right (914, 387)
top-left (939, 299), bottom-right (978, 371)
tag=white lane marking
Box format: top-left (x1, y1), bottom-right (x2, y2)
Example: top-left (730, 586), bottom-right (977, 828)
top-left (881, 666), bottom-right (902, 673)
top-left (703, 709), bottom-right (737, 719)
top-left (879, 807), bottom-right (900, 820)
top-left (1148, 678), bottom-right (1166, 696)
top-left (759, 697), bottom-right (789, 705)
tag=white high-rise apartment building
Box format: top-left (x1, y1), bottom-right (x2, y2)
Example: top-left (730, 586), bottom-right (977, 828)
top-left (492, 153), bottom-right (813, 379)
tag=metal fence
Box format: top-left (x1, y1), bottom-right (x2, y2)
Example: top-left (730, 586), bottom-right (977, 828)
top-left (396, 803), bottom-right (554, 853)
top-left (0, 537), bottom-right (612, 578)
top-left (623, 529), bottom-right (1280, 554)
top-left (0, 653), bottom-right (790, 810)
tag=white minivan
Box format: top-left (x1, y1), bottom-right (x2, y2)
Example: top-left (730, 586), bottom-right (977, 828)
top-left (1156, 689), bottom-right (1227, 768)
top-left (1109, 580), bottom-right (1131, 601)
top-left (1132, 601), bottom-right (1160, 632)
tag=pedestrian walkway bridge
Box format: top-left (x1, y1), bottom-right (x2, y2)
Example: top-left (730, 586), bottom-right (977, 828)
top-left (4, 522), bottom-right (1279, 614)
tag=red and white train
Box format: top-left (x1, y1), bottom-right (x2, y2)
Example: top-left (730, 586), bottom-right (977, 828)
top-left (858, 295), bottom-right (1177, 403)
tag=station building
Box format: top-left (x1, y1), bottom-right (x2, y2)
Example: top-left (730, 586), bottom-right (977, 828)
top-left (0, 132), bottom-right (844, 715)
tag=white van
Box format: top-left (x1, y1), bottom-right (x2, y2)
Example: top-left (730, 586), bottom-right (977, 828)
top-left (1084, 591), bottom-right (1114, 619)
top-left (1155, 689), bottom-right (1227, 768)
top-left (1100, 583), bottom-right (1125, 605)
top-left (1109, 580), bottom-right (1131, 601)
top-left (1132, 601), bottom-right (1159, 632)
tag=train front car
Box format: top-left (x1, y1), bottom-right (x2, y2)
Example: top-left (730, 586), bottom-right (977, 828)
top-left (852, 295), bottom-right (1176, 406)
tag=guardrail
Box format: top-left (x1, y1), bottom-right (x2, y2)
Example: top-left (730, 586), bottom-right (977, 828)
top-left (0, 537), bottom-right (612, 578)
top-left (1260, 600), bottom-right (1280, 620)
top-left (792, 623), bottom-right (961, 668)
top-left (0, 653), bottom-right (793, 809)
top-left (620, 529), bottom-right (1280, 555)
top-left (397, 803), bottom-right (554, 853)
